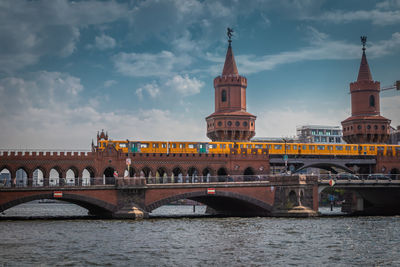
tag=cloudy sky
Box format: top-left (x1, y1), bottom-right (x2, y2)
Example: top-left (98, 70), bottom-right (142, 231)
top-left (0, 0), bottom-right (399, 149)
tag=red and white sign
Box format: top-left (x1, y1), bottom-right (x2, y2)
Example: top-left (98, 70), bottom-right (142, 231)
top-left (207, 188), bottom-right (215, 194)
top-left (329, 179), bottom-right (336, 187)
top-left (53, 191), bottom-right (63, 198)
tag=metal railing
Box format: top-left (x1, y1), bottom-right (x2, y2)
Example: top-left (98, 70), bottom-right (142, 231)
top-left (0, 175), bottom-right (274, 189)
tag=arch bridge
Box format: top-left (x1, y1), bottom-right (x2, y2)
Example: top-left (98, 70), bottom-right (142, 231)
top-left (0, 175), bottom-right (319, 219)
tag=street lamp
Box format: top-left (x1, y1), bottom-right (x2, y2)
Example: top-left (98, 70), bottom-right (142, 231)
top-left (282, 138), bottom-right (288, 173)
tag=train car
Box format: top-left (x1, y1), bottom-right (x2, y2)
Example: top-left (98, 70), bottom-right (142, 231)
top-left (97, 138), bottom-right (400, 157)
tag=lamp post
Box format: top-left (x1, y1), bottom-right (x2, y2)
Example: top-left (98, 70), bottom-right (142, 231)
top-left (283, 138), bottom-right (288, 173)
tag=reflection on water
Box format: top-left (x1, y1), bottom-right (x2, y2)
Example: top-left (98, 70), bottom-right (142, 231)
top-left (1, 203), bottom-right (400, 266)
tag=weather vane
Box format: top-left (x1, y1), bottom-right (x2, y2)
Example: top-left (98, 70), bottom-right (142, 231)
top-left (360, 36), bottom-right (367, 52)
top-left (227, 27), bottom-right (234, 45)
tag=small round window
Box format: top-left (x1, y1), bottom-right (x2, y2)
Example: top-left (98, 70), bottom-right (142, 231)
top-left (243, 121), bottom-right (248, 126)
top-left (227, 121), bottom-right (232, 126)
top-left (357, 125), bottom-right (361, 130)
top-left (374, 125), bottom-right (378, 130)
top-left (367, 125), bottom-right (371, 129)
top-left (235, 121), bottom-right (240, 126)
top-left (218, 121), bottom-right (222, 127)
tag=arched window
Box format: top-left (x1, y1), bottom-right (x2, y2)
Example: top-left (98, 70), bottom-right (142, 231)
top-left (221, 90), bottom-right (227, 102)
top-left (369, 95), bottom-right (375, 107)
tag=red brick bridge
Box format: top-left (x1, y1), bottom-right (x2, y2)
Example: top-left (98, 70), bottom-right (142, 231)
top-left (0, 176), bottom-right (318, 218)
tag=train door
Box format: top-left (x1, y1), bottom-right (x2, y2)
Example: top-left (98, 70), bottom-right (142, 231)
top-left (198, 143), bottom-right (208, 153)
top-left (130, 142), bottom-right (139, 153)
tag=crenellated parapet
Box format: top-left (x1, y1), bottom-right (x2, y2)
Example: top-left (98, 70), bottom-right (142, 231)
top-left (214, 75), bottom-right (247, 87)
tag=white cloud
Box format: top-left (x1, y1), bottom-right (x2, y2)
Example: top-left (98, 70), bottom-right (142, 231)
top-left (0, 0), bottom-right (129, 72)
top-left (95, 34), bottom-right (116, 50)
top-left (376, 0), bottom-right (400, 10)
top-left (104, 80), bottom-right (117, 88)
top-left (255, 107), bottom-right (348, 138)
top-left (0, 71), bottom-right (206, 149)
top-left (113, 51), bottom-right (191, 77)
top-left (381, 94), bottom-right (400, 128)
top-left (206, 29), bottom-right (400, 75)
top-left (306, 9), bottom-right (400, 25)
top-left (136, 82), bottom-right (161, 99)
top-left (165, 75), bottom-right (204, 96)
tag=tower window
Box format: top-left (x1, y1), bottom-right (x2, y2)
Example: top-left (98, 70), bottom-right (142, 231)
top-left (369, 95), bottom-right (375, 107)
top-left (221, 90), bottom-right (227, 102)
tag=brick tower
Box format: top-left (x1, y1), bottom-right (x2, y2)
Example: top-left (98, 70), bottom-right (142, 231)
top-left (206, 29), bottom-right (256, 141)
top-left (341, 36), bottom-right (391, 143)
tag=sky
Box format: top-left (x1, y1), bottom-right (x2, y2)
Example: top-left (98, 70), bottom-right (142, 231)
top-left (0, 0), bottom-right (399, 149)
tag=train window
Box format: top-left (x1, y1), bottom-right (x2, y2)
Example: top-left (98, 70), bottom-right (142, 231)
top-left (345, 146), bottom-right (351, 151)
top-left (269, 145), bottom-right (272, 149)
top-left (327, 146), bottom-right (333, 150)
top-left (286, 145), bottom-right (290, 150)
top-left (369, 146), bottom-right (375, 151)
top-left (302, 145), bottom-right (306, 150)
top-left (309, 145), bottom-right (315, 150)
top-left (318, 146), bottom-right (325, 150)
top-left (229, 144), bottom-right (232, 148)
top-left (172, 143), bottom-right (177, 148)
top-left (255, 144), bottom-right (263, 149)
top-left (179, 144), bottom-right (185, 148)
top-left (353, 146), bottom-right (358, 151)
top-left (336, 146), bottom-right (343, 150)
top-left (395, 147), bottom-right (400, 151)
top-left (119, 143), bottom-right (126, 148)
top-left (274, 145), bottom-right (282, 149)
top-left (223, 144), bottom-right (226, 149)
top-left (162, 144), bottom-right (166, 148)
top-left (188, 144), bottom-right (194, 149)
top-left (378, 146), bottom-right (384, 151)
top-left (293, 145), bottom-right (297, 150)
top-left (240, 144), bottom-right (243, 148)
top-left (152, 143), bottom-right (159, 148)
top-left (247, 144), bottom-right (252, 149)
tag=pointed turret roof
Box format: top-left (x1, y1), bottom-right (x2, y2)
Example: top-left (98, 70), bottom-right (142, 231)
top-left (222, 43), bottom-right (239, 76)
top-left (357, 37), bottom-right (373, 82)
top-left (357, 50), bottom-right (373, 81)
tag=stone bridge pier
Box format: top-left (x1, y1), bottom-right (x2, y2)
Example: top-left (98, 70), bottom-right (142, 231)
top-left (112, 175), bottom-right (319, 219)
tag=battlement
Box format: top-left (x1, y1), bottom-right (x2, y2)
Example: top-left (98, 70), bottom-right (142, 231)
top-left (0, 149), bottom-right (93, 158)
top-left (214, 75), bottom-right (247, 87)
top-left (350, 80), bottom-right (380, 91)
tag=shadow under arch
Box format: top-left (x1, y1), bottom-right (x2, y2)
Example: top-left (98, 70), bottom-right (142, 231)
top-left (294, 163), bottom-right (354, 174)
top-left (0, 193), bottom-right (117, 217)
top-left (146, 190), bottom-right (272, 216)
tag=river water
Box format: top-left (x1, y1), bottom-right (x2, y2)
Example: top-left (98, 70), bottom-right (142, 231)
top-left (1, 203), bottom-right (400, 266)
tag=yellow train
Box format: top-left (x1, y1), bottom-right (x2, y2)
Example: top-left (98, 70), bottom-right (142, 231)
top-left (97, 140), bottom-right (400, 157)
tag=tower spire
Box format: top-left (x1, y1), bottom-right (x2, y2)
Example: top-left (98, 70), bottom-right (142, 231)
top-left (222, 28), bottom-right (238, 76)
top-left (357, 36), bottom-right (373, 81)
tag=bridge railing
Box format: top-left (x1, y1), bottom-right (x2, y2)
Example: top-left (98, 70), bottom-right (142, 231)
top-left (317, 173), bottom-right (400, 181)
top-left (0, 175), bottom-right (274, 189)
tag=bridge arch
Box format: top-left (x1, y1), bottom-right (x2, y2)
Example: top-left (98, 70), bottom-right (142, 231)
top-left (33, 166), bottom-right (47, 181)
top-left (146, 190), bottom-right (273, 216)
top-left (295, 162), bottom-right (353, 174)
top-left (202, 167), bottom-right (213, 176)
top-left (0, 193), bottom-right (116, 217)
